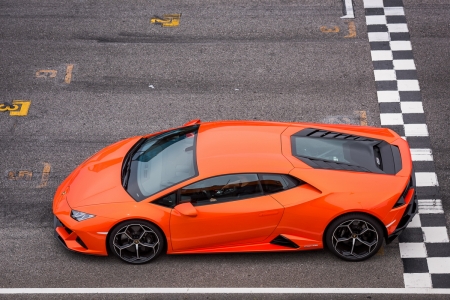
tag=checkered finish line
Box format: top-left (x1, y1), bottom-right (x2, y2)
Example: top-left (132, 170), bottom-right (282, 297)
top-left (363, 0), bottom-right (450, 288)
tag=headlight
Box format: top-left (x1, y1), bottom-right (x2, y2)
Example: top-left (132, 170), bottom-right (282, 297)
top-left (71, 210), bottom-right (95, 222)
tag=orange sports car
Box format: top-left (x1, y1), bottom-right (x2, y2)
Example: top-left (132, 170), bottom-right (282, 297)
top-left (53, 120), bottom-right (417, 264)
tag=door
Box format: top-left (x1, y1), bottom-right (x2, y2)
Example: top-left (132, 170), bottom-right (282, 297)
top-left (170, 174), bottom-right (284, 251)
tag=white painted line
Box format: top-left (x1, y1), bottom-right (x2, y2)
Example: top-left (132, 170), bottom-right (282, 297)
top-left (403, 273), bottom-right (432, 288)
top-left (371, 50), bottom-right (393, 61)
top-left (363, 0), bottom-right (384, 8)
top-left (1, 288), bottom-right (450, 294)
top-left (418, 199), bottom-right (444, 214)
top-left (380, 113), bottom-right (404, 125)
top-left (398, 80), bottom-right (420, 91)
top-left (401, 102), bottom-right (424, 114)
top-left (377, 91), bottom-right (400, 102)
top-left (399, 243), bottom-right (427, 258)
top-left (384, 7), bottom-right (405, 16)
top-left (374, 70), bottom-right (397, 81)
top-left (410, 148), bottom-right (433, 161)
top-left (387, 24), bottom-right (409, 32)
top-left (404, 124), bottom-right (429, 136)
top-left (407, 214), bottom-right (422, 228)
top-left (423, 227), bottom-right (450, 243)
top-left (366, 15), bottom-right (387, 25)
top-left (341, 0), bottom-right (355, 19)
top-left (427, 258), bottom-right (450, 274)
top-left (368, 32), bottom-right (390, 42)
top-left (415, 172), bottom-right (438, 187)
top-left (390, 41), bottom-right (412, 51)
top-left (418, 199), bottom-right (442, 210)
top-left (394, 60), bottom-right (416, 70)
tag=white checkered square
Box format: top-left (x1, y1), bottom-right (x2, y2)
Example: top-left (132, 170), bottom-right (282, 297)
top-left (401, 102), bottom-right (424, 113)
top-left (427, 258), bottom-right (450, 274)
top-left (377, 91), bottom-right (400, 102)
top-left (366, 15), bottom-right (387, 25)
top-left (363, 0), bottom-right (384, 8)
top-left (374, 70), bottom-right (396, 81)
top-left (422, 227), bottom-right (449, 243)
top-left (399, 243), bottom-right (427, 258)
top-left (380, 113), bottom-right (404, 125)
top-left (368, 32), bottom-right (390, 42)
top-left (371, 50), bottom-right (393, 61)
top-left (403, 273), bottom-right (432, 288)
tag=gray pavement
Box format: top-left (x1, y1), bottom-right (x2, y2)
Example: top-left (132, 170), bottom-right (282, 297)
top-left (0, 0), bottom-right (448, 295)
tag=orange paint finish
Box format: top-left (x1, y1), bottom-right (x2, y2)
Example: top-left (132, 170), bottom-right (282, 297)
top-left (170, 195), bottom-right (284, 252)
top-left (52, 120), bottom-right (416, 260)
top-left (196, 122), bottom-right (294, 177)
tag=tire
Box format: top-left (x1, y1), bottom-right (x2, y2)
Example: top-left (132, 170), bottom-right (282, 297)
top-left (325, 213), bottom-right (384, 262)
top-left (108, 220), bottom-right (165, 264)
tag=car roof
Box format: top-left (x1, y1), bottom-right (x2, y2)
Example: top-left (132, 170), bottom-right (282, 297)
top-left (193, 120), bottom-right (402, 179)
top-left (195, 121), bottom-right (295, 177)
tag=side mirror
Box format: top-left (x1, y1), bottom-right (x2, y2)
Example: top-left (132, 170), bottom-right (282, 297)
top-left (174, 202), bottom-right (197, 217)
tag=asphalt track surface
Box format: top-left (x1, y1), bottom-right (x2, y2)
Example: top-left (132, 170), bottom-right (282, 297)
top-left (0, 0), bottom-right (448, 298)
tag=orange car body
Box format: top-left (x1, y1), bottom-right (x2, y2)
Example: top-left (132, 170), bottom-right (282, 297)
top-left (53, 121), bottom-right (415, 256)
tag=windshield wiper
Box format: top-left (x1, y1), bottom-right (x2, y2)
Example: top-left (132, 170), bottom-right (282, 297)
top-left (122, 138), bottom-right (146, 189)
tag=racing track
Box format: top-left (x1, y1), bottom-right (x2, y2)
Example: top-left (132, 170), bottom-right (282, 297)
top-left (0, 0), bottom-right (449, 297)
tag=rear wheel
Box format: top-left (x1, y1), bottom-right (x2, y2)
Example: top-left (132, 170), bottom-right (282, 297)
top-left (109, 220), bottom-right (165, 264)
top-left (325, 213), bottom-right (384, 261)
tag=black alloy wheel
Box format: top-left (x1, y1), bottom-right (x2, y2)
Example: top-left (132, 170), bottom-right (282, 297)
top-left (325, 213), bottom-right (384, 262)
top-left (109, 220), bottom-right (165, 264)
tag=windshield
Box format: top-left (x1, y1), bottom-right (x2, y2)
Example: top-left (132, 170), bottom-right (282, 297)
top-left (124, 125), bottom-right (199, 201)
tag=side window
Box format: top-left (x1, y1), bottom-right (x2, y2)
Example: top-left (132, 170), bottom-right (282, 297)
top-left (259, 174), bottom-right (302, 194)
top-left (152, 192), bottom-right (177, 208)
top-left (180, 174), bottom-right (263, 206)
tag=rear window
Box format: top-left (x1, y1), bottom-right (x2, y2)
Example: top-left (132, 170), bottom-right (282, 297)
top-left (126, 126), bottom-right (199, 201)
top-left (291, 133), bottom-right (383, 173)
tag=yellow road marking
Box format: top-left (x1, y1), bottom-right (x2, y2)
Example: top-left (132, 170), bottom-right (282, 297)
top-left (345, 21), bottom-right (356, 38)
top-left (377, 246), bottom-right (385, 256)
top-left (359, 110), bottom-right (368, 126)
top-left (0, 103), bottom-right (19, 112)
top-left (9, 100), bottom-right (31, 116)
top-left (8, 171), bottom-right (33, 180)
top-left (320, 26), bottom-right (340, 33)
top-left (37, 163), bottom-right (51, 188)
top-left (36, 70), bottom-right (57, 78)
top-left (150, 14), bottom-right (181, 27)
top-left (65, 64), bottom-right (74, 84)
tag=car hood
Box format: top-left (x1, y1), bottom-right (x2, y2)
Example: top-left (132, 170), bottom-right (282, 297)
top-left (65, 137), bottom-right (141, 208)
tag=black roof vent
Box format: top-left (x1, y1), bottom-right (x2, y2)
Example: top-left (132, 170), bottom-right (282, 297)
top-left (296, 128), bottom-right (376, 142)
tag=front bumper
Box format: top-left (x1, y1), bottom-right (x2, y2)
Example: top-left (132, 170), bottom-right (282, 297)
top-left (53, 213), bottom-right (110, 256)
top-left (53, 215), bottom-right (89, 252)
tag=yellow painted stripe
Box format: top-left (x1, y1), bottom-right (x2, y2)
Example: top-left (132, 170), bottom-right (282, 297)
top-left (345, 21), bottom-right (356, 38)
top-left (359, 110), bottom-right (368, 126)
top-left (10, 100), bottom-right (31, 116)
top-left (37, 163), bottom-right (51, 188)
top-left (65, 64), bottom-right (74, 84)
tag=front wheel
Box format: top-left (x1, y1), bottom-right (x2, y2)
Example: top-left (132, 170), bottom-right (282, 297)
top-left (109, 220), bottom-right (165, 264)
top-left (325, 213), bottom-right (384, 262)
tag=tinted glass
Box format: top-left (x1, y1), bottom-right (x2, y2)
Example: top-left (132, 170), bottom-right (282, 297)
top-left (180, 174), bottom-right (262, 206)
top-left (292, 136), bottom-right (375, 166)
top-left (259, 174), bottom-right (302, 194)
top-left (259, 174), bottom-right (285, 194)
top-left (153, 192), bottom-right (177, 208)
top-left (126, 126), bottom-right (198, 201)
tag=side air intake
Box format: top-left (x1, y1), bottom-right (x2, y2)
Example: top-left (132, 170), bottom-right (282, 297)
top-left (270, 235), bottom-right (299, 249)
